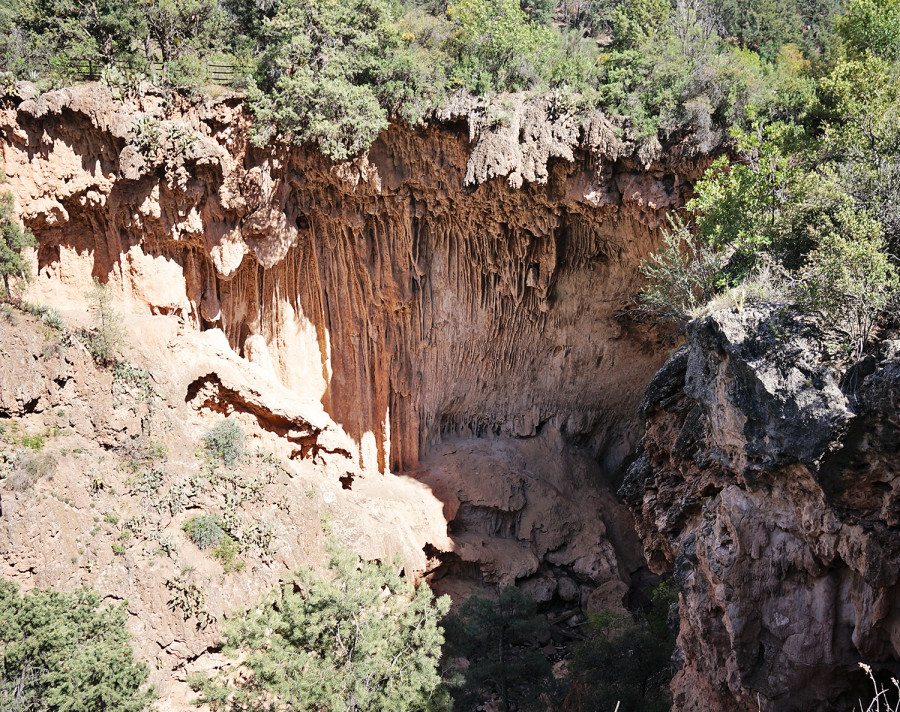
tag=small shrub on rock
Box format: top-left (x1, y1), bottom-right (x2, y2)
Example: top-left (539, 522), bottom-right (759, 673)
top-left (2, 450), bottom-right (57, 490)
top-left (81, 279), bottom-right (127, 367)
top-left (640, 215), bottom-right (727, 323)
top-left (182, 514), bottom-right (225, 550)
top-left (202, 420), bottom-right (245, 468)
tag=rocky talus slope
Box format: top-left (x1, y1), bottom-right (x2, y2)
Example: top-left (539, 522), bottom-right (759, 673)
top-left (0, 83), bottom-right (713, 706)
top-left (623, 305), bottom-right (900, 712)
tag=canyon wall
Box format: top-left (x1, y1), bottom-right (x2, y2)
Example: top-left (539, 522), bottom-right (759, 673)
top-left (623, 306), bottom-right (900, 711)
top-left (0, 84), bottom-right (714, 630)
top-left (2, 85), bottom-right (707, 474)
top-left (4, 82), bottom-right (898, 712)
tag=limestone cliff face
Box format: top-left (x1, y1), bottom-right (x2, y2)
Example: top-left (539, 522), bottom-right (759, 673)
top-left (622, 306), bottom-right (900, 712)
top-left (1, 85), bottom-right (706, 474)
top-left (0, 84), bottom-right (711, 605)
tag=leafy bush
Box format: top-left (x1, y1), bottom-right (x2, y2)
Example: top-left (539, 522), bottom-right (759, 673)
top-left (838, 0), bottom-right (900, 61)
top-left (443, 585), bottom-right (552, 711)
top-left (686, 117), bottom-right (806, 271)
top-left (21, 302), bottom-right (65, 331)
top-left (247, 0), bottom-right (426, 160)
top-left (0, 581), bottom-right (154, 712)
top-left (182, 514), bottom-right (225, 550)
top-left (639, 215), bottom-right (728, 323)
top-left (81, 279), bottom-right (127, 367)
top-left (446, 0), bottom-right (556, 94)
top-left (192, 542), bottom-right (450, 712)
top-left (212, 534), bottom-right (243, 572)
top-left (795, 213), bottom-right (898, 359)
top-left (0, 189), bottom-right (35, 301)
top-left (183, 513), bottom-right (242, 570)
top-left (202, 420), bottom-right (245, 467)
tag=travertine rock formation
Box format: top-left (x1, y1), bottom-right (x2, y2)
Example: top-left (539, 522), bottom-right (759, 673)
top-left (0, 83), bottom-right (711, 597)
top-left (0, 82), bottom-right (714, 706)
top-left (623, 305), bottom-right (900, 711)
top-left (2, 84), bottom-right (706, 475)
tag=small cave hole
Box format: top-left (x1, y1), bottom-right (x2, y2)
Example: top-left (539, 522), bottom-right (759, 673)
top-left (295, 214), bottom-right (310, 230)
top-left (339, 472), bottom-right (355, 490)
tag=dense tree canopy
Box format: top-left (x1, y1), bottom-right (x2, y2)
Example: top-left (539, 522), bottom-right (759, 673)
top-left (0, 0), bottom-right (879, 157)
top-left (192, 543), bottom-right (451, 712)
top-left (0, 581), bottom-right (154, 712)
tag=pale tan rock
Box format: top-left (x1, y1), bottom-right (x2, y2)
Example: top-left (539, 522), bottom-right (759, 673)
top-left (0, 84), bottom-right (722, 710)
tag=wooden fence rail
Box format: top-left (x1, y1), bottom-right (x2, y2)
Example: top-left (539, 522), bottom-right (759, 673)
top-left (47, 56), bottom-right (250, 86)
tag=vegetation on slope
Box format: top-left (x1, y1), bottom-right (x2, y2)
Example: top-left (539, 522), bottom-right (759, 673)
top-left (191, 541), bottom-right (452, 712)
top-left (0, 0), bottom-right (863, 156)
top-left (639, 4), bottom-right (900, 359)
top-left (0, 581), bottom-right (154, 712)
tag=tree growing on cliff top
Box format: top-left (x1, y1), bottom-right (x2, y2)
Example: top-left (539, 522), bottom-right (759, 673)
top-left (247, 0), bottom-right (443, 161)
top-left (191, 541), bottom-right (451, 712)
top-left (0, 189), bottom-right (35, 300)
top-left (0, 580), bottom-right (154, 712)
top-left (795, 211), bottom-right (899, 359)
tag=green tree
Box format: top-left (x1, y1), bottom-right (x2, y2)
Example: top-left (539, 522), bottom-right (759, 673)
top-left (519, 0), bottom-right (554, 24)
top-left (82, 279), bottom-right (127, 366)
top-left (609, 0), bottom-right (670, 50)
top-left (248, 0), bottom-right (431, 160)
top-left (795, 209), bottom-right (898, 359)
top-left (0, 580), bottom-right (154, 712)
top-left (563, 582), bottom-right (676, 712)
top-left (192, 542), bottom-right (451, 712)
top-left (0, 189), bottom-right (34, 300)
top-left (443, 586), bottom-right (552, 712)
top-left (447, 0), bottom-right (556, 93)
top-left (140, 0), bottom-right (227, 64)
top-left (686, 115), bottom-right (806, 274)
top-left (838, 0), bottom-right (900, 61)
top-left (13, 0), bottom-right (145, 64)
top-left (818, 55), bottom-right (900, 247)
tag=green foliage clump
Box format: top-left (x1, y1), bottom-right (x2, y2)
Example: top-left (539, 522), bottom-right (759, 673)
top-left (0, 189), bottom-right (35, 301)
top-left (22, 302), bottom-right (65, 332)
top-left (838, 0), bottom-right (900, 60)
top-left (640, 215), bottom-right (728, 323)
top-left (182, 514), bottom-right (225, 550)
top-left (446, 0), bottom-right (556, 94)
top-left (563, 581), bottom-right (677, 712)
top-left (112, 359), bottom-right (160, 403)
top-left (707, 0), bottom-right (842, 59)
top-left (202, 419), bottom-right (245, 468)
top-left (796, 216), bottom-right (898, 359)
top-left (443, 585), bottom-right (552, 711)
top-left (640, 35), bottom-right (900, 359)
top-left (0, 580), bottom-right (154, 712)
top-left (247, 0), bottom-right (441, 160)
top-left (192, 542), bottom-right (451, 712)
top-left (81, 279), bottom-right (127, 367)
